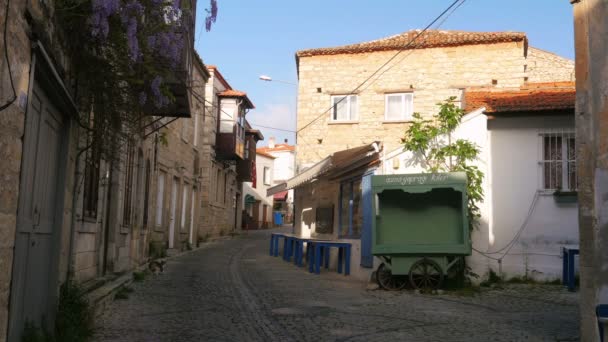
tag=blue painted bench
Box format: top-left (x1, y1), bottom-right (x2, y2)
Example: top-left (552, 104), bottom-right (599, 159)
top-left (562, 247), bottom-right (579, 292)
top-left (598, 305), bottom-right (608, 342)
top-left (269, 233), bottom-right (286, 257)
top-left (307, 240), bottom-right (351, 276)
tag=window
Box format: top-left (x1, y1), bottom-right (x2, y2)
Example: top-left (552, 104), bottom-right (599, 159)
top-left (244, 139), bottom-right (250, 159)
top-left (223, 175), bottom-right (228, 204)
top-left (181, 184), bottom-right (188, 230)
top-left (385, 93), bottom-right (414, 121)
top-left (541, 132), bottom-right (576, 191)
top-left (156, 172), bottom-right (165, 227)
top-left (143, 160), bottom-right (151, 228)
top-left (331, 95), bottom-right (358, 121)
top-left (263, 167), bottom-right (271, 185)
top-left (339, 179), bottom-right (363, 238)
top-left (122, 141), bottom-right (135, 226)
top-left (181, 118), bottom-right (189, 143)
top-left (216, 168), bottom-right (222, 203)
top-left (83, 145), bottom-right (100, 219)
top-left (189, 188), bottom-right (196, 244)
top-left (193, 111), bottom-right (200, 147)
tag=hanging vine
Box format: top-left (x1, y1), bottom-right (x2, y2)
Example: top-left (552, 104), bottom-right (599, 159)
top-left (52, 0), bottom-right (218, 161)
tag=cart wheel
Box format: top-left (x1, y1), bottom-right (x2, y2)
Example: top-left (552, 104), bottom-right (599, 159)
top-left (409, 258), bottom-right (444, 290)
top-left (376, 263), bottom-right (407, 291)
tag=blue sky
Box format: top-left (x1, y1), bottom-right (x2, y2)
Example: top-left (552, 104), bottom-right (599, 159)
top-left (194, 0), bottom-right (575, 146)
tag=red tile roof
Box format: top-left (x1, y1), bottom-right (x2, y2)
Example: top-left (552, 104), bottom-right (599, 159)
top-left (257, 143), bottom-right (296, 153)
top-left (296, 30), bottom-right (527, 58)
top-left (256, 150), bottom-right (276, 159)
top-left (218, 89), bottom-right (255, 109)
top-left (464, 82), bottom-right (575, 114)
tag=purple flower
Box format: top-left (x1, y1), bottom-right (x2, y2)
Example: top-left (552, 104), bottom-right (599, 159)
top-left (90, 0), bottom-right (120, 38)
top-left (126, 17), bottom-right (139, 61)
top-left (139, 92), bottom-right (147, 105)
top-left (147, 34), bottom-right (157, 49)
top-left (150, 76), bottom-right (169, 108)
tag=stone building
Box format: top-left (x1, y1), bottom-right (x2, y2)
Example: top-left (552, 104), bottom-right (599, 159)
top-left (199, 65), bottom-right (261, 238)
top-left (269, 30), bottom-right (576, 282)
top-left (147, 55), bottom-right (210, 256)
top-left (0, 0), bottom-right (196, 340)
top-left (570, 0), bottom-right (608, 340)
top-left (294, 30), bottom-right (574, 167)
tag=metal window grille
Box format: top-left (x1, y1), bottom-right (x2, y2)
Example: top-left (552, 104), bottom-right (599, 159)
top-left (83, 144), bottom-right (100, 219)
top-left (540, 129), bottom-right (576, 191)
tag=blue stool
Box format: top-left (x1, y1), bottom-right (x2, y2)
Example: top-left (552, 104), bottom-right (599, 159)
top-left (598, 305), bottom-right (608, 342)
top-left (562, 247), bottom-right (579, 292)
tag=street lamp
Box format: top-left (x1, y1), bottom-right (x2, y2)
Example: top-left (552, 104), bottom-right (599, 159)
top-left (258, 75), bottom-right (296, 86)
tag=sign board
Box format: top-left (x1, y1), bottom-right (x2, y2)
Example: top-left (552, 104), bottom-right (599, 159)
top-left (372, 172), bottom-right (467, 187)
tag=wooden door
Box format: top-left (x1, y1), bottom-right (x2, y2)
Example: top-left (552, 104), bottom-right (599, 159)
top-left (9, 83), bottom-right (67, 339)
top-left (252, 201), bottom-right (260, 229)
top-left (262, 205), bottom-right (268, 228)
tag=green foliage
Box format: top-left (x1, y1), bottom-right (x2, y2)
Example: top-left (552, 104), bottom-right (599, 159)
top-left (54, 281), bottom-right (94, 342)
top-left (133, 270), bottom-right (149, 282)
top-left (148, 241), bottom-right (167, 260)
top-left (402, 97), bottom-right (485, 231)
top-left (158, 132), bottom-right (169, 147)
top-left (480, 269), bottom-right (503, 287)
top-left (114, 286), bottom-right (134, 300)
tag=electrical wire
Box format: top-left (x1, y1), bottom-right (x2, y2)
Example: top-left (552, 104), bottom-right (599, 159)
top-left (357, 0), bottom-right (466, 94)
top-left (0, 0), bottom-right (17, 112)
top-left (296, 0), bottom-right (466, 134)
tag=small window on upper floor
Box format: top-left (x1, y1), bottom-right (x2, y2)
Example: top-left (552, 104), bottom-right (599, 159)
top-left (331, 95), bottom-right (358, 121)
top-left (385, 93), bottom-right (414, 121)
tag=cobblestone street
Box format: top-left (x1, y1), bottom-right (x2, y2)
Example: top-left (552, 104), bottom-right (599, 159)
top-left (94, 229), bottom-right (580, 342)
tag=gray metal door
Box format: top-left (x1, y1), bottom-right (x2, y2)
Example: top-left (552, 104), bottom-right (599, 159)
top-left (9, 83), bottom-right (66, 339)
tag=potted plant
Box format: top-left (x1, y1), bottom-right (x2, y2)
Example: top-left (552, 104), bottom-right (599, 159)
top-left (553, 187), bottom-right (578, 203)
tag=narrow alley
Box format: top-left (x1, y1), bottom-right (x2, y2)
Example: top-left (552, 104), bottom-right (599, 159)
top-left (94, 229), bottom-right (579, 342)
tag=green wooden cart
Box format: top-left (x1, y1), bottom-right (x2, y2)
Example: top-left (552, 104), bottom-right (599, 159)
top-left (372, 172), bottom-right (471, 290)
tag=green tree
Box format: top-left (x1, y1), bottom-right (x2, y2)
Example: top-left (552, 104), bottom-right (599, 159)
top-left (402, 97), bottom-right (484, 230)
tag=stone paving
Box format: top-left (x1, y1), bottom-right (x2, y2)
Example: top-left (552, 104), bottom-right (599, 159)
top-left (94, 229), bottom-right (580, 342)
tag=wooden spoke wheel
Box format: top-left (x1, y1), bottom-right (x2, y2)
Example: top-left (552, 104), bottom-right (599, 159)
top-left (409, 258), bottom-right (444, 290)
top-left (376, 263), bottom-right (407, 291)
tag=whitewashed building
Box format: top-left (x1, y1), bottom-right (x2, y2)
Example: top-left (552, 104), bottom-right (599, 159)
top-left (242, 150), bottom-right (275, 229)
top-left (382, 82), bottom-right (577, 280)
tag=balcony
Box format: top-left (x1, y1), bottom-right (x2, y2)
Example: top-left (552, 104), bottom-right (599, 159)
top-left (215, 91), bottom-right (255, 160)
top-left (237, 130), bottom-right (263, 182)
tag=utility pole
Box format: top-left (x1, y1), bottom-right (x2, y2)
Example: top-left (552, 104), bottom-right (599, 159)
top-left (571, 0), bottom-right (608, 341)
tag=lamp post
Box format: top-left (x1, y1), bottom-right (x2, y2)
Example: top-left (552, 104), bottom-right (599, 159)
top-left (259, 74), bottom-right (298, 231)
top-left (259, 75), bottom-right (297, 86)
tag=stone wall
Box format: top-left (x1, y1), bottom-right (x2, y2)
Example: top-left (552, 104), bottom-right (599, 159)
top-left (0, 0), bottom-right (30, 338)
top-left (526, 47), bottom-right (575, 83)
top-left (295, 41), bottom-right (574, 167)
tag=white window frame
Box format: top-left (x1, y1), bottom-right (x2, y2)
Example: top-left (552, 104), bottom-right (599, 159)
top-left (155, 172), bottom-right (165, 227)
top-left (539, 130), bottom-right (576, 191)
top-left (181, 183), bottom-right (189, 230)
top-left (384, 93), bottom-right (414, 121)
top-left (330, 95), bottom-right (358, 122)
top-left (263, 167), bottom-right (271, 186)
